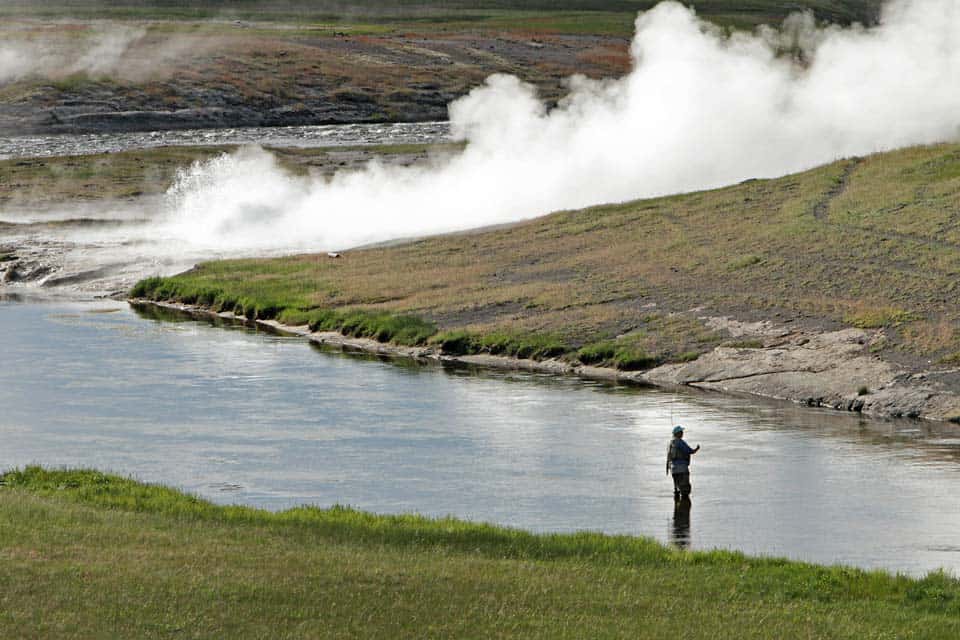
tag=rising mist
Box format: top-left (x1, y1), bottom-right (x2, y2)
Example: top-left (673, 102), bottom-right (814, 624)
top-left (154, 0), bottom-right (960, 254)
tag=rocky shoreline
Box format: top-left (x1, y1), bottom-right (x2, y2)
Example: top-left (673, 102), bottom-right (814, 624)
top-left (133, 299), bottom-right (960, 425)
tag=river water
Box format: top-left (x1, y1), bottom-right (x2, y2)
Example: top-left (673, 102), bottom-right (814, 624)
top-left (0, 121), bottom-right (451, 161)
top-left (3, 297), bottom-right (960, 577)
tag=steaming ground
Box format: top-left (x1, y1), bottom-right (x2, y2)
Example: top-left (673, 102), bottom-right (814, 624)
top-left (149, 0), bottom-right (960, 254)
top-left (3, 0), bottom-right (960, 294)
top-left (0, 141), bottom-right (448, 295)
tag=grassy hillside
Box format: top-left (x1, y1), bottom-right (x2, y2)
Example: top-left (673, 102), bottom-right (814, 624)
top-left (0, 466), bottom-right (957, 638)
top-left (0, 1), bottom-right (884, 135)
top-left (132, 142), bottom-right (960, 371)
top-left (0, 2), bottom-right (884, 30)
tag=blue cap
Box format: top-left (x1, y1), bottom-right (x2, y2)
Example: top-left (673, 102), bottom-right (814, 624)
top-left (672, 425), bottom-right (684, 436)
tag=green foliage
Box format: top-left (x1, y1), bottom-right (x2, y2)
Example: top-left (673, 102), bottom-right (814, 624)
top-left (577, 340), bottom-right (661, 370)
top-left (906, 571), bottom-right (959, 611)
top-left (431, 330), bottom-right (475, 356)
top-left (576, 340), bottom-right (618, 365)
top-left (130, 273), bottom-right (437, 345)
top-left (129, 275), bottom-right (164, 298)
top-left (432, 330), bottom-right (569, 360)
top-left (476, 331), bottom-right (568, 360)
top-left (611, 349), bottom-right (659, 371)
top-left (318, 309), bottom-right (437, 345)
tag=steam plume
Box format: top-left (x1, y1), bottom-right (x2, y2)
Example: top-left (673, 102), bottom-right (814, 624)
top-left (0, 25), bottom-right (147, 83)
top-left (115, 1), bottom-right (960, 251)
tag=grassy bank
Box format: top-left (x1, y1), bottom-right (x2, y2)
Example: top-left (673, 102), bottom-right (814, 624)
top-left (132, 142), bottom-right (960, 372)
top-left (0, 466), bottom-right (957, 638)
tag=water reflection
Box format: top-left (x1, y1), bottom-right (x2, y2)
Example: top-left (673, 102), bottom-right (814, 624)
top-left (671, 498), bottom-right (692, 549)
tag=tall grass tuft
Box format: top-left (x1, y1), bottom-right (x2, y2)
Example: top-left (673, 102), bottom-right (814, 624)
top-left (431, 330), bottom-right (568, 360)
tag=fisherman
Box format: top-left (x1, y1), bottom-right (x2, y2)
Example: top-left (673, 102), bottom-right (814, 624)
top-left (666, 425), bottom-right (700, 501)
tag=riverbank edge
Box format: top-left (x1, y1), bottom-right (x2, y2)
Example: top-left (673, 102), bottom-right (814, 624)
top-left (129, 299), bottom-right (960, 425)
top-left (130, 299), bottom-right (651, 385)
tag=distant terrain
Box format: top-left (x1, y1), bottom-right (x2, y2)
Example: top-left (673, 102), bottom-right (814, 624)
top-left (0, 1), bottom-right (883, 135)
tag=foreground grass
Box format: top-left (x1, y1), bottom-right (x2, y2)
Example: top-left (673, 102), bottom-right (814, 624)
top-left (0, 466), bottom-right (957, 638)
top-left (133, 142), bottom-right (960, 370)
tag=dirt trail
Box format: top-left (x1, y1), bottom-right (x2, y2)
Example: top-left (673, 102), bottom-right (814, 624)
top-left (812, 157), bottom-right (863, 221)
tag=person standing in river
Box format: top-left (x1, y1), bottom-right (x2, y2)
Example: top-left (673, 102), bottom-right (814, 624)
top-left (667, 425), bottom-right (700, 501)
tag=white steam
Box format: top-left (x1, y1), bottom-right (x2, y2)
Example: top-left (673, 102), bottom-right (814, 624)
top-left (150, 0), bottom-right (960, 252)
top-left (0, 25), bottom-right (147, 83)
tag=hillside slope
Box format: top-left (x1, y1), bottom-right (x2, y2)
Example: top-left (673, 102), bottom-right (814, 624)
top-left (133, 143), bottom-right (960, 420)
top-left (0, 1), bottom-right (883, 135)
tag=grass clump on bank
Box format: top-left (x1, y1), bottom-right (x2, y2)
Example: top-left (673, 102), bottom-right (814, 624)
top-left (432, 329), bottom-right (568, 360)
top-left (0, 466), bottom-right (958, 639)
top-left (576, 340), bottom-right (661, 370)
top-left (288, 307), bottom-right (438, 346)
top-left (133, 275), bottom-right (438, 346)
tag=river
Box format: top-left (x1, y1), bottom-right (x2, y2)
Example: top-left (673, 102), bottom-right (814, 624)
top-left (2, 297), bottom-right (959, 577)
top-left (0, 121), bottom-right (451, 161)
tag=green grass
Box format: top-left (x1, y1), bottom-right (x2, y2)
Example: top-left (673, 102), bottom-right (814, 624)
top-left (577, 340), bottom-right (661, 370)
top-left (432, 329), bottom-right (569, 360)
top-left (0, 466), bottom-right (957, 638)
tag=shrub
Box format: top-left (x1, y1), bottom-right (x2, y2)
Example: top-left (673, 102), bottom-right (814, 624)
top-left (612, 349), bottom-right (660, 371)
top-left (576, 341), bottom-right (661, 371)
top-left (129, 276), bottom-right (163, 298)
top-left (577, 341), bottom-right (617, 365)
top-left (432, 330), bottom-right (476, 356)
